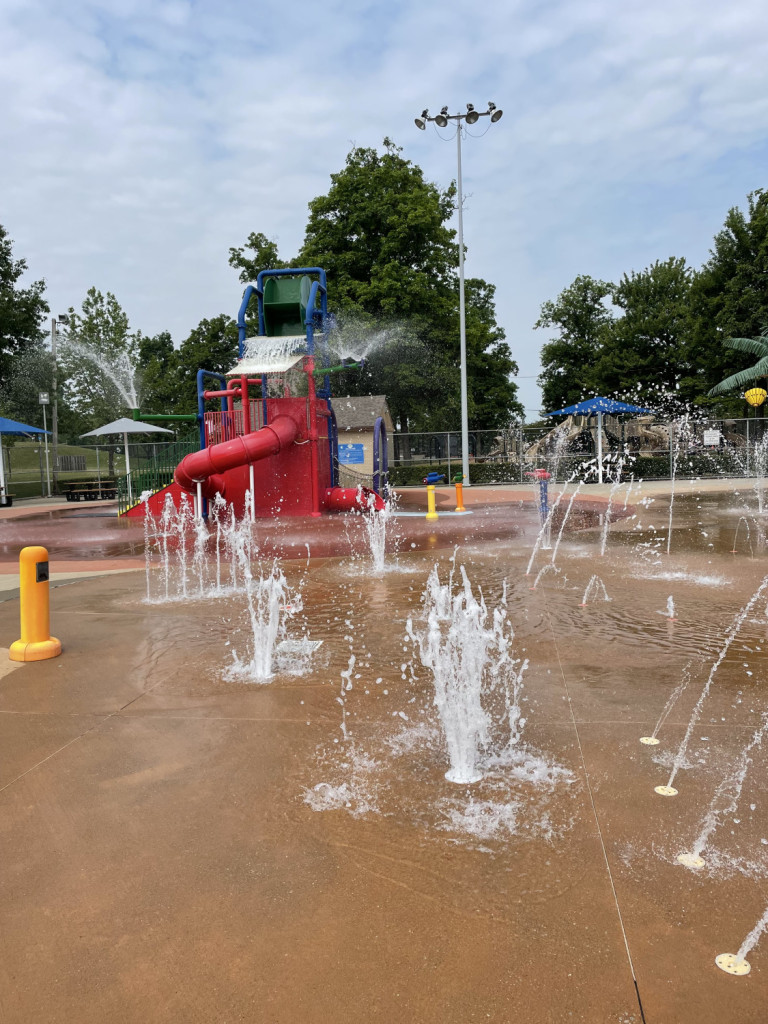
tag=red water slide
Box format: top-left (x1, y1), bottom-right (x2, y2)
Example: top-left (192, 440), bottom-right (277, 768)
top-left (174, 415), bottom-right (298, 500)
top-left (173, 415), bottom-right (386, 512)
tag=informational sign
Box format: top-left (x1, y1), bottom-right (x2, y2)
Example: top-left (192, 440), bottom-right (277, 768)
top-left (338, 443), bottom-right (365, 465)
top-left (39, 392), bottom-right (49, 405)
top-left (703, 429), bottom-right (722, 447)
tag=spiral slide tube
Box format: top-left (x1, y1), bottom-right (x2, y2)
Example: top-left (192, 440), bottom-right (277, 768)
top-left (174, 415), bottom-right (298, 500)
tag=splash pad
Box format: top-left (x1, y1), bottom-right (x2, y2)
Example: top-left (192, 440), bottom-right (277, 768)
top-left (6, 471), bottom-right (768, 1019)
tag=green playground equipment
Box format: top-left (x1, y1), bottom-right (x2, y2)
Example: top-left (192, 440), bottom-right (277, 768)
top-left (262, 274), bottom-right (313, 337)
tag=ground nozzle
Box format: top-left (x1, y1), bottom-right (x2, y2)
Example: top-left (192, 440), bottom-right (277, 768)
top-left (654, 785), bottom-right (678, 796)
top-left (445, 769), bottom-right (483, 784)
top-left (640, 736), bottom-right (660, 745)
top-left (677, 852), bottom-right (705, 868)
top-left (715, 953), bottom-right (750, 976)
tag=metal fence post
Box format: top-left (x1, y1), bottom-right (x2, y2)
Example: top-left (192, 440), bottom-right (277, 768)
top-left (519, 425), bottom-right (524, 482)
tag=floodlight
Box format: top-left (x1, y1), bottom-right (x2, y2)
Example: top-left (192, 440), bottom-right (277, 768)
top-left (490, 108), bottom-right (503, 122)
top-left (465, 103), bottom-right (479, 125)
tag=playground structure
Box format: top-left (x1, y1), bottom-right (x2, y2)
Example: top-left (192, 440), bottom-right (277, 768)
top-left (125, 269), bottom-right (386, 519)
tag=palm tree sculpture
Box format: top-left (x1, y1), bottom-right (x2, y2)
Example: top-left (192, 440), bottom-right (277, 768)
top-left (708, 326), bottom-right (768, 396)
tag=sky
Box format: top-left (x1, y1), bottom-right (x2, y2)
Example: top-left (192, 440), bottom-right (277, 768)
top-left (2, 0), bottom-right (768, 419)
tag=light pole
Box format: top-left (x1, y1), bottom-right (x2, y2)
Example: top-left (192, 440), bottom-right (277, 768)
top-left (415, 102), bottom-right (503, 486)
top-left (50, 313), bottom-right (69, 495)
top-left (39, 391), bottom-right (51, 497)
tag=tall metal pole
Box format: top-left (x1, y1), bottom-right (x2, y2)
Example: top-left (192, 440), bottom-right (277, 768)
top-left (42, 404), bottom-right (51, 497)
top-left (456, 122), bottom-right (470, 487)
top-left (414, 103), bottom-right (503, 490)
top-left (51, 319), bottom-right (58, 496)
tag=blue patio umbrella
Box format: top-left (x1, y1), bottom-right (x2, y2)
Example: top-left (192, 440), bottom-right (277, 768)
top-left (544, 398), bottom-right (655, 483)
top-left (0, 417), bottom-right (49, 504)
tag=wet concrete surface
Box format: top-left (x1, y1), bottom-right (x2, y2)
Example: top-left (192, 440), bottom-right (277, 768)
top-left (1, 492), bottom-right (768, 1021)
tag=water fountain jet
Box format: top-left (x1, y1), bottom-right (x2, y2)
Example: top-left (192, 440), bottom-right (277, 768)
top-left (716, 903), bottom-right (768, 976)
top-left (407, 564), bottom-right (523, 785)
top-left (656, 575), bottom-right (768, 796)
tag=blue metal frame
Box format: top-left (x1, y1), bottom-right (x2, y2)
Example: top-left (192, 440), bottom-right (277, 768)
top-left (373, 416), bottom-right (388, 498)
top-left (236, 267), bottom-right (330, 428)
top-left (236, 268), bottom-right (329, 358)
top-left (196, 369), bottom-right (228, 451)
top-left (328, 402), bottom-right (339, 487)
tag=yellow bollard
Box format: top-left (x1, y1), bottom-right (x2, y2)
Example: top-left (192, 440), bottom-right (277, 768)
top-left (425, 484), bottom-right (439, 521)
top-left (455, 481), bottom-right (466, 512)
top-left (9, 546), bottom-right (62, 662)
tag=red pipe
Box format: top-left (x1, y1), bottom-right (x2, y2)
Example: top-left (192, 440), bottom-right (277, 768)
top-left (240, 375), bottom-right (251, 435)
top-left (204, 388), bottom-right (241, 400)
top-left (324, 487), bottom-right (386, 512)
top-left (306, 357), bottom-right (321, 517)
top-left (174, 415), bottom-right (298, 500)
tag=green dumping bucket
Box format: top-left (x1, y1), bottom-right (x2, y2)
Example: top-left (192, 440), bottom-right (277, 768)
top-left (263, 275), bottom-right (312, 337)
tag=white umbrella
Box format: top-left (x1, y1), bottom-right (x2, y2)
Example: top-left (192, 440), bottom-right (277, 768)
top-left (80, 417), bottom-right (173, 503)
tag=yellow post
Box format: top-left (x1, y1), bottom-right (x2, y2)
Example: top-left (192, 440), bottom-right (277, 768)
top-left (9, 546), bottom-right (62, 662)
top-left (455, 481), bottom-right (466, 512)
top-left (425, 484), bottom-right (439, 521)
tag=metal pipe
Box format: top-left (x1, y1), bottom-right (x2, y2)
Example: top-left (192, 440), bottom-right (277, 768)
top-left (131, 409), bottom-right (197, 422)
top-left (456, 123), bottom-right (470, 488)
top-left (51, 320), bottom-right (58, 494)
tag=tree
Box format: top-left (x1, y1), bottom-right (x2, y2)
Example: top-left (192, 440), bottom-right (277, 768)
top-left (297, 139), bottom-right (459, 346)
top-left (593, 258), bottom-right (694, 403)
top-left (0, 225), bottom-right (49, 398)
top-left (228, 232), bottom-right (286, 284)
top-left (464, 278), bottom-right (521, 427)
top-left (60, 288), bottom-right (139, 425)
top-left (685, 190), bottom-right (768, 411)
top-left (535, 276), bottom-right (614, 411)
top-left (231, 139), bottom-right (520, 430)
top-left (137, 331), bottom-right (178, 414)
top-left (172, 315), bottom-right (239, 414)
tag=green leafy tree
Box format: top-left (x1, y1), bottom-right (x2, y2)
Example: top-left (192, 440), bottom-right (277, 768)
top-left (464, 278), bottom-right (521, 427)
top-left (297, 139), bottom-right (458, 343)
top-left (228, 232), bottom-right (286, 284)
top-left (535, 275), bottom-right (614, 411)
top-left (593, 258), bottom-right (694, 402)
top-left (231, 139), bottom-right (520, 431)
top-left (172, 315), bottom-right (239, 414)
top-left (60, 288), bottom-right (139, 425)
top-left (137, 330), bottom-right (178, 414)
top-left (0, 225), bottom-right (49, 400)
top-left (685, 190), bottom-right (768, 411)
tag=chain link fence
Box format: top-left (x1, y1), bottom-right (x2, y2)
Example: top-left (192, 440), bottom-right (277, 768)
top-left (5, 416), bottom-right (767, 502)
top-left (388, 417), bottom-right (768, 486)
top-left (1, 438), bottom-right (196, 501)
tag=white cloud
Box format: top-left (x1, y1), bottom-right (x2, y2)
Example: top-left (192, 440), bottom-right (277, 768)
top-left (1, 0), bottom-right (767, 416)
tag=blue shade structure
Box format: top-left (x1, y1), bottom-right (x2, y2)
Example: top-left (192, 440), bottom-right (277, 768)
top-left (544, 397), bottom-right (655, 483)
top-left (0, 417), bottom-right (49, 502)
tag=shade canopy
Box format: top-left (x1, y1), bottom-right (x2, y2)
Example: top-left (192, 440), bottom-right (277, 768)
top-left (80, 418), bottom-right (173, 506)
top-left (80, 417), bottom-right (173, 438)
top-left (0, 417), bottom-right (50, 501)
top-left (0, 416), bottom-right (49, 435)
top-left (545, 397), bottom-right (654, 416)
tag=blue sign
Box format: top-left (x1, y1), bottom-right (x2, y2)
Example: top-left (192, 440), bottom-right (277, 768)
top-left (338, 443), bottom-right (365, 465)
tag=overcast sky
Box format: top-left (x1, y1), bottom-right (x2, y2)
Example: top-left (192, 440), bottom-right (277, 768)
top-left (2, 0), bottom-right (767, 418)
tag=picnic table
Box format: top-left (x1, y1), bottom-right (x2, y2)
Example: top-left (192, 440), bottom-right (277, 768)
top-left (62, 479), bottom-right (117, 501)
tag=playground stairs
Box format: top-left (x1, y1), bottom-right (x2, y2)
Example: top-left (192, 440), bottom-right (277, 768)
top-left (117, 429), bottom-right (199, 516)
